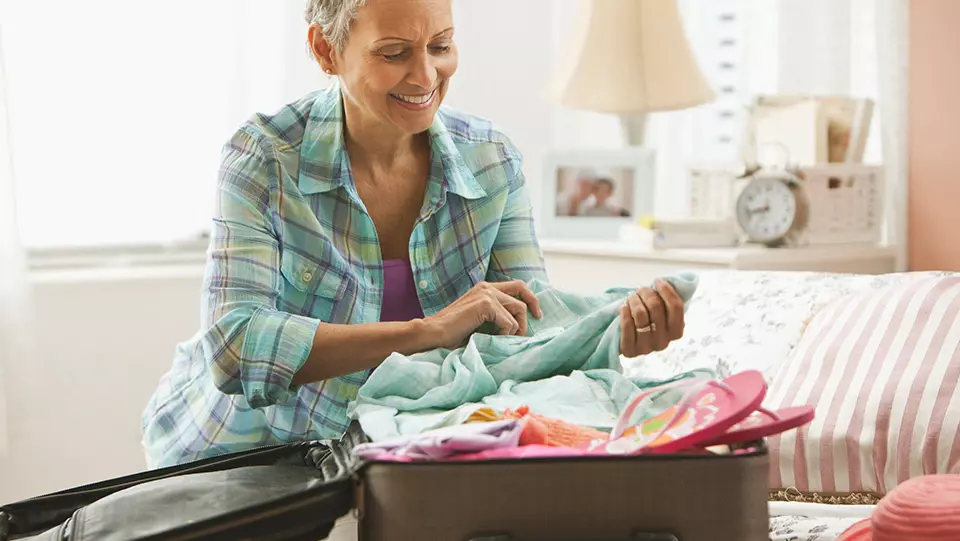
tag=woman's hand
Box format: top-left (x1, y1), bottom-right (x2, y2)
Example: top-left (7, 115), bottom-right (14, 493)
top-left (619, 279), bottom-right (685, 358)
top-left (423, 280), bottom-right (543, 350)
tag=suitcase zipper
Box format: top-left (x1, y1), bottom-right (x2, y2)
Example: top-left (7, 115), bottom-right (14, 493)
top-left (364, 443), bottom-right (767, 468)
top-left (13, 440), bottom-right (315, 502)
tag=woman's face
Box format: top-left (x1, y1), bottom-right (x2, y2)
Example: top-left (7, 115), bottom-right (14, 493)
top-left (330, 0), bottom-right (458, 137)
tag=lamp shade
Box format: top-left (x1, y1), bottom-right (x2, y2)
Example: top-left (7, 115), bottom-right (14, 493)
top-left (547, 0), bottom-right (716, 114)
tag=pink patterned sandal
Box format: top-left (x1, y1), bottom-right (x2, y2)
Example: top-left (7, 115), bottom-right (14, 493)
top-left (590, 370), bottom-right (791, 455)
top-left (696, 405), bottom-right (815, 448)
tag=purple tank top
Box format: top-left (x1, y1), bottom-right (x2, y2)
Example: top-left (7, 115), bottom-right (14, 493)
top-left (380, 259), bottom-right (425, 322)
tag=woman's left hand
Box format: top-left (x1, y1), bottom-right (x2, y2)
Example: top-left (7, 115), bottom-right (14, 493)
top-left (619, 278), bottom-right (685, 357)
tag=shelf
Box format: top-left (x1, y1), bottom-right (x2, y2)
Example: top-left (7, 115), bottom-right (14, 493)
top-left (538, 239), bottom-right (898, 267)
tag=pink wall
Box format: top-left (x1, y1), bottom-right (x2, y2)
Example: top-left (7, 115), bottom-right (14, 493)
top-left (909, 0), bottom-right (960, 271)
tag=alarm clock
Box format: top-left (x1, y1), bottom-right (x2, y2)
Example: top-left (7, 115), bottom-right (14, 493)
top-left (734, 168), bottom-right (811, 247)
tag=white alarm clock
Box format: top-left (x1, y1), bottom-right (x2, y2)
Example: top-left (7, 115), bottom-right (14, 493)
top-left (734, 168), bottom-right (810, 247)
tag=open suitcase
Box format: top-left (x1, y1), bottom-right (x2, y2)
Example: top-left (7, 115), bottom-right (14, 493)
top-left (0, 423), bottom-right (770, 541)
top-left (3, 371), bottom-right (802, 541)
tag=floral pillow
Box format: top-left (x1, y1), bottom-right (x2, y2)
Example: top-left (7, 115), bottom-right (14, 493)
top-left (623, 270), bottom-right (950, 382)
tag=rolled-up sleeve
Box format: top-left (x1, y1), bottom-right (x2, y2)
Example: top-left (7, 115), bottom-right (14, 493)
top-left (200, 129), bottom-right (319, 408)
top-left (487, 145), bottom-right (550, 284)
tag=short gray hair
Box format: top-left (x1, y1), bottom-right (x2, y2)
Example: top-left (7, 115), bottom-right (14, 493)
top-left (305, 0), bottom-right (367, 52)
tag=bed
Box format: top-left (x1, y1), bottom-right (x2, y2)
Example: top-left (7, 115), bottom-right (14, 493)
top-left (768, 501), bottom-right (873, 540)
top-left (624, 269), bottom-right (960, 540)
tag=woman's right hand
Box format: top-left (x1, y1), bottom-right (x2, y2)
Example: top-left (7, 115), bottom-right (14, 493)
top-left (423, 280), bottom-right (543, 350)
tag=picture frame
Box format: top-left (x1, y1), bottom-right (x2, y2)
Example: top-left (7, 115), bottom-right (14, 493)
top-left (540, 148), bottom-right (656, 240)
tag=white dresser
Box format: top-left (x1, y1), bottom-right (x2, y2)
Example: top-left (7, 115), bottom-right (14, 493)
top-left (539, 240), bottom-right (898, 295)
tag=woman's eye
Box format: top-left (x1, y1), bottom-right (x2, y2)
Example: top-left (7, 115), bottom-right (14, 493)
top-left (380, 49), bottom-right (407, 61)
top-left (379, 43), bottom-right (450, 62)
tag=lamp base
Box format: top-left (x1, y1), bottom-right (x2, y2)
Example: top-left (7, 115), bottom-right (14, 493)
top-left (619, 113), bottom-right (649, 146)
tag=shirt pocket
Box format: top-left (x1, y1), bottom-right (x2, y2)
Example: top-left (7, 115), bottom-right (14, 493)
top-left (453, 258), bottom-right (491, 300)
top-left (466, 259), bottom-right (488, 286)
top-left (279, 249), bottom-right (357, 324)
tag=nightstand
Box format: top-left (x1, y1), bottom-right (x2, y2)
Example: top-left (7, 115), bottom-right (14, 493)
top-left (539, 240), bottom-right (898, 295)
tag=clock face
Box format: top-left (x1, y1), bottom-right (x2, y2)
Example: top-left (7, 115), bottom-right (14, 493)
top-left (735, 176), bottom-right (798, 243)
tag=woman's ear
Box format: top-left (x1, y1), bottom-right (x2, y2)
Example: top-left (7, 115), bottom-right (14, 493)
top-left (307, 24), bottom-right (337, 75)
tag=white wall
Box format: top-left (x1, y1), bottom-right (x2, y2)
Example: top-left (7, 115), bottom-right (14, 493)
top-left (446, 0), bottom-right (556, 226)
top-left (0, 267), bottom-right (204, 502)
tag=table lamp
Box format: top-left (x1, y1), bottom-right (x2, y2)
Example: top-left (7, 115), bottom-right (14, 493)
top-left (546, 0), bottom-right (716, 146)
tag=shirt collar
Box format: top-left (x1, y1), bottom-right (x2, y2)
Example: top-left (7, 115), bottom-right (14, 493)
top-left (426, 114), bottom-right (487, 200)
top-left (298, 84), bottom-right (350, 196)
top-left (298, 82), bottom-right (486, 200)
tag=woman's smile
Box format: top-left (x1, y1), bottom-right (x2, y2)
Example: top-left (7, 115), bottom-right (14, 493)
top-left (390, 87), bottom-right (439, 110)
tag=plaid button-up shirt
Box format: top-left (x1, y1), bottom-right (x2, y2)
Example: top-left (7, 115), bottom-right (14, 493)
top-left (141, 83), bottom-right (548, 468)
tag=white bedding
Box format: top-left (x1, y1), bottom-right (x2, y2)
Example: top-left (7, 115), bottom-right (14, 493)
top-left (627, 270), bottom-right (953, 382)
top-left (768, 502), bottom-right (873, 540)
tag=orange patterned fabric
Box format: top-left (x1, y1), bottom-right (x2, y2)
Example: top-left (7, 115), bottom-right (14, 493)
top-left (502, 406), bottom-right (609, 448)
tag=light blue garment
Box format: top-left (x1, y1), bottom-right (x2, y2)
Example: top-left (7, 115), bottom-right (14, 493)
top-left (348, 273), bottom-right (713, 441)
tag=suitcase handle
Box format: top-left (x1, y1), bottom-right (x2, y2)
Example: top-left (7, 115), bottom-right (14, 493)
top-left (468, 532), bottom-right (680, 541)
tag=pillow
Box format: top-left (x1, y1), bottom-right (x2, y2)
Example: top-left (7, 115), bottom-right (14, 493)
top-left (765, 275), bottom-right (960, 497)
top-left (625, 270), bottom-right (936, 382)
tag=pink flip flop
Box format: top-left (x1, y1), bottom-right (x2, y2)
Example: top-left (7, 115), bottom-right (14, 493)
top-left (592, 370), bottom-right (768, 455)
top-left (695, 405), bottom-right (815, 448)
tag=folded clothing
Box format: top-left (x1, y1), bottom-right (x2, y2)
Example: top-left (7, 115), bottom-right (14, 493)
top-left (352, 419), bottom-right (525, 462)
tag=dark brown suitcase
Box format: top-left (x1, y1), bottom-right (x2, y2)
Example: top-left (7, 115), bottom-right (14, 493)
top-left (356, 446), bottom-right (770, 541)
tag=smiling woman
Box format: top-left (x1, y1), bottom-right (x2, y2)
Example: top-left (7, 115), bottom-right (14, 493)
top-left (307, 0), bottom-right (458, 136)
top-left (141, 4), bottom-right (685, 538)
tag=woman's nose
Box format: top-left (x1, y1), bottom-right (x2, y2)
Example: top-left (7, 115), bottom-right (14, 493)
top-left (406, 51), bottom-right (438, 90)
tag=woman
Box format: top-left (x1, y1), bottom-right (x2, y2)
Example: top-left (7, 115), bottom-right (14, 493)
top-left (141, 0), bottom-right (686, 471)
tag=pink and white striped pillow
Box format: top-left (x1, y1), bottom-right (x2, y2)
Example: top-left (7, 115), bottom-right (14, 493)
top-left (765, 275), bottom-right (960, 496)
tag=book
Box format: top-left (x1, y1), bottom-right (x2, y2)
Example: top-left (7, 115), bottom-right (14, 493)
top-left (746, 95), bottom-right (875, 164)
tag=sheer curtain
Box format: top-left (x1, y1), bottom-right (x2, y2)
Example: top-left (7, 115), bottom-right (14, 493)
top-left (0, 22), bottom-right (29, 458)
top-left (874, 0), bottom-right (910, 271)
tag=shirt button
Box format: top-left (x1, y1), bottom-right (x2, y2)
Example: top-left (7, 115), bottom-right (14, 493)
top-left (418, 280), bottom-right (429, 290)
top-left (301, 271), bottom-right (313, 283)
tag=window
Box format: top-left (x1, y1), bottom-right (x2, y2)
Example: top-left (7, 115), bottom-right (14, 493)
top-left (681, 0), bottom-right (779, 163)
top-left (3, 1), bottom-right (321, 249)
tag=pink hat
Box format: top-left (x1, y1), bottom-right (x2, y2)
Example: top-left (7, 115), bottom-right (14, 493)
top-left (837, 474), bottom-right (960, 541)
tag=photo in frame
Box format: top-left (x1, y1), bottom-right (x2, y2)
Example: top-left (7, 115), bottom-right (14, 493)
top-left (540, 148), bottom-right (656, 240)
